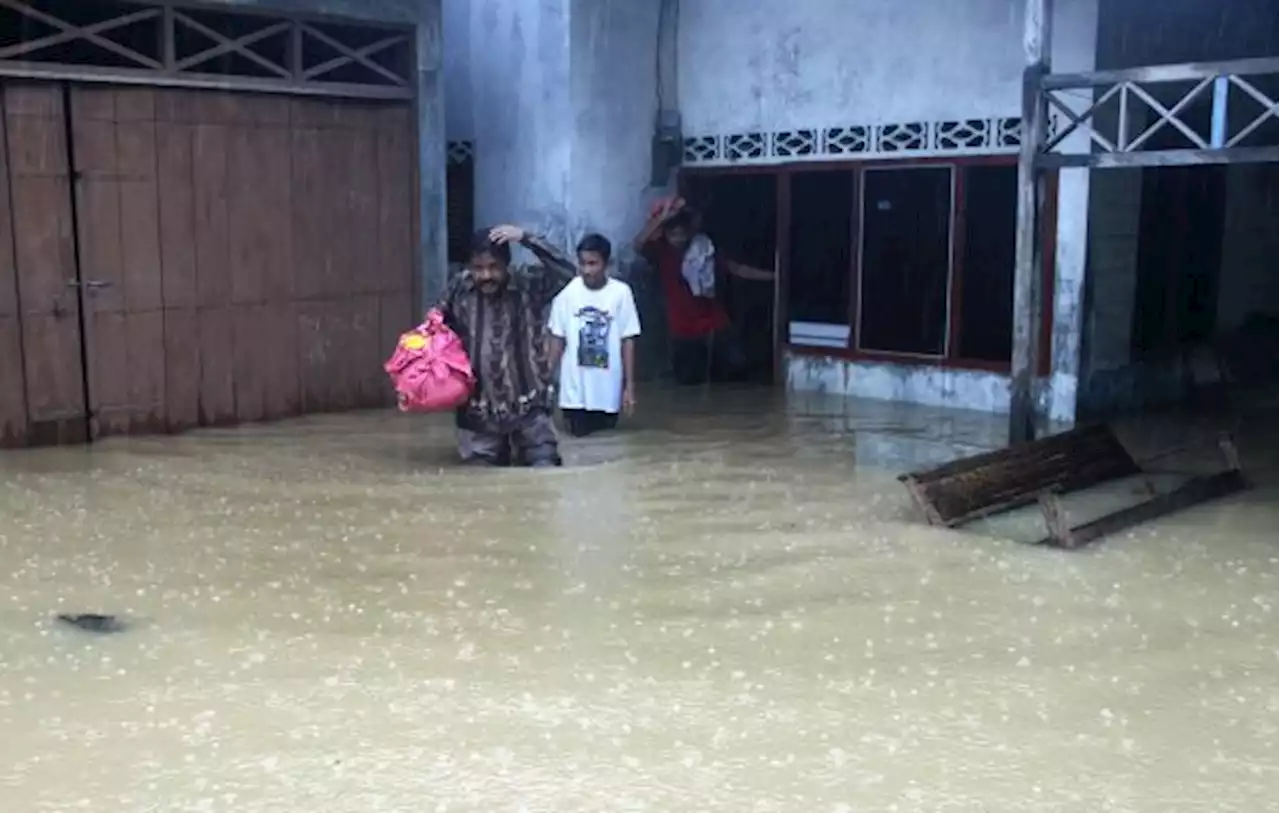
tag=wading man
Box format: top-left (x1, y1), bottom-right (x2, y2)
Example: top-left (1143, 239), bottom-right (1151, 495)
top-left (438, 225), bottom-right (576, 467)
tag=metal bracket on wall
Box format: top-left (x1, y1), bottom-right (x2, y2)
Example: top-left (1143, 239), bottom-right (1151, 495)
top-left (65, 279), bottom-right (112, 292)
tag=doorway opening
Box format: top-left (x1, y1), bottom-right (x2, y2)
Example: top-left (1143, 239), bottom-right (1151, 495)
top-left (679, 171), bottom-right (779, 385)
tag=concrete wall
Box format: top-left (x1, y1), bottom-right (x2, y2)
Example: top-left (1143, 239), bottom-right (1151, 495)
top-left (569, 2), bottom-right (664, 256)
top-left (442, 0), bottom-right (660, 253)
top-left (677, 0), bottom-right (1029, 134)
top-left (676, 0), bottom-right (1097, 423)
top-left (442, 0), bottom-right (472, 142)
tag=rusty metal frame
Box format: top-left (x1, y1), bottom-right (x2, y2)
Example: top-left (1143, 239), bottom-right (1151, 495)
top-left (0, 0), bottom-right (414, 100)
top-left (1039, 57), bottom-right (1279, 169)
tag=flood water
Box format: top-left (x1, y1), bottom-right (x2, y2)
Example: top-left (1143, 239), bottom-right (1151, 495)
top-left (1, 388), bottom-right (1276, 813)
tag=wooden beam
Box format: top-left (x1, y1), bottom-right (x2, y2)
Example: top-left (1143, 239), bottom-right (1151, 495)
top-left (301, 32), bottom-right (408, 83)
top-left (0, 0), bottom-right (416, 99)
top-left (1124, 78), bottom-right (1214, 151)
top-left (1035, 469), bottom-right (1249, 549)
top-left (1039, 146), bottom-right (1278, 169)
top-left (172, 10), bottom-right (291, 78)
top-left (0, 59), bottom-right (413, 100)
top-left (0, 5), bottom-right (161, 62)
top-left (1041, 57), bottom-right (1279, 91)
top-left (173, 19), bottom-right (292, 75)
top-left (0, 0), bottom-right (163, 68)
top-left (300, 22), bottom-right (408, 87)
top-left (1009, 0), bottom-right (1052, 446)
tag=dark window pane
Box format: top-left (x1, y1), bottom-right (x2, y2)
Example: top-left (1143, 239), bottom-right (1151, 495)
top-left (787, 170), bottom-right (854, 325)
top-left (957, 164), bottom-right (1016, 362)
top-left (446, 158), bottom-right (474, 264)
top-left (857, 166), bottom-right (953, 355)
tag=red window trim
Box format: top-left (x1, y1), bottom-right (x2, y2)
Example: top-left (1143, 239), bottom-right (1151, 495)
top-left (680, 155), bottom-right (1056, 376)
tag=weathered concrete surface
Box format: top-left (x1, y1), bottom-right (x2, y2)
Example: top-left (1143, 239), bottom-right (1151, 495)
top-left (447, 0), bottom-right (662, 254)
top-left (1, 389), bottom-right (1276, 811)
top-left (415, 1), bottom-right (450, 307)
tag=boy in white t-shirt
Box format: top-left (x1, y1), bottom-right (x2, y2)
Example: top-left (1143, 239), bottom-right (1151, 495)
top-left (547, 233), bottom-right (641, 437)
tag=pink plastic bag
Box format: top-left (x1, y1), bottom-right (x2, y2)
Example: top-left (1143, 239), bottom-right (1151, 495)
top-left (384, 309), bottom-right (475, 413)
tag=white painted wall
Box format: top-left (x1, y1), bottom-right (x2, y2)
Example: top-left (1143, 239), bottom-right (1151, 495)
top-left (569, 1), bottom-right (664, 252)
top-left (678, 0), bottom-right (1098, 423)
top-left (677, 0), bottom-right (1028, 135)
top-left (441, 0), bottom-right (471, 141)
top-left (463, 0), bottom-right (574, 245)
top-left (441, 0), bottom-right (659, 256)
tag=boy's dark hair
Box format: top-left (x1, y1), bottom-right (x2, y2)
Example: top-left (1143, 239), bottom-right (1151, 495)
top-left (663, 208), bottom-right (697, 233)
top-left (468, 227), bottom-right (511, 265)
top-left (575, 232), bottom-right (612, 263)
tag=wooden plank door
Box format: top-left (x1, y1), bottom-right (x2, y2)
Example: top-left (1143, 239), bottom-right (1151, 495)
top-left (68, 85), bottom-right (167, 438)
top-left (0, 85), bottom-right (26, 447)
top-left (1, 82), bottom-right (87, 446)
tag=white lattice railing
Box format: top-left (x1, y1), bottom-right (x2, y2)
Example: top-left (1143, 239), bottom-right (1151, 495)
top-left (1040, 57), bottom-right (1278, 169)
top-left (682, 115), bottom-right (1029, 166)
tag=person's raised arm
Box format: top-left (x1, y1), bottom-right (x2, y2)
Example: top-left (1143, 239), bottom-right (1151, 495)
top-left (632, 196), bottom-right (685, 254)
top-left (489, 224), bottom-right (577, 284)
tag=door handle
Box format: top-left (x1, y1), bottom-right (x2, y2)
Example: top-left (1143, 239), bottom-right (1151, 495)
top-left (67, 279), bottom-right (113, 291)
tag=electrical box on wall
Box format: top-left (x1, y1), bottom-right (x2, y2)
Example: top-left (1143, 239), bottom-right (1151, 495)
top-left (650, 109), bottom-right (683, 187)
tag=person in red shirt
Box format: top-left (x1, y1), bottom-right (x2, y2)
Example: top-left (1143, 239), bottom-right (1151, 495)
top-left (633, 198), bottom-right (774, 385)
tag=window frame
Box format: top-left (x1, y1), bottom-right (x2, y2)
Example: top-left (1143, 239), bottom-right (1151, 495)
top-left (680, 155), bottom-right (1056, 376)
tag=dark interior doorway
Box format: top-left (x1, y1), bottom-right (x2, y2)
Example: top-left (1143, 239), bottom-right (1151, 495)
top-left (1132, 164), bottom-right (1226, 357)
top-left (680, 171), bottom-right (779, 384)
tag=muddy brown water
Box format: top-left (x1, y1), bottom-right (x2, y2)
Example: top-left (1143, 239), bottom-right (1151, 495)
top-left (1, 389), bottom-right (1276, 812)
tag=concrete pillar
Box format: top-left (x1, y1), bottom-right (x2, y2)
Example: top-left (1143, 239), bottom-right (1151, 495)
top-left (1039, 0), bottom-right (1099, 426)
top-left (463, 0), bottom-right (574, 247)
top-left (458, 0), bottom-right (660, 257)
top-left (417, 0), bottom-right (450, 308)
top-left (1082, 170), bottom-right (1141, 370)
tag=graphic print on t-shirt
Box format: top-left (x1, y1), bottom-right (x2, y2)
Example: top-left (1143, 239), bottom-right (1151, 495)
top-left (575, 306), bottom-right (613, 369)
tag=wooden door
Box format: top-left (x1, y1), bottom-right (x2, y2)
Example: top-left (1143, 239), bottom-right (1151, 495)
top-left (0, 82), bottom-right (87, 446)
top-left (0, 85), bottom-right (24, 446)
top-left (0, 82), bottom-right (417, 448)
top-left (69, 85), bottom-right (167, 438)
